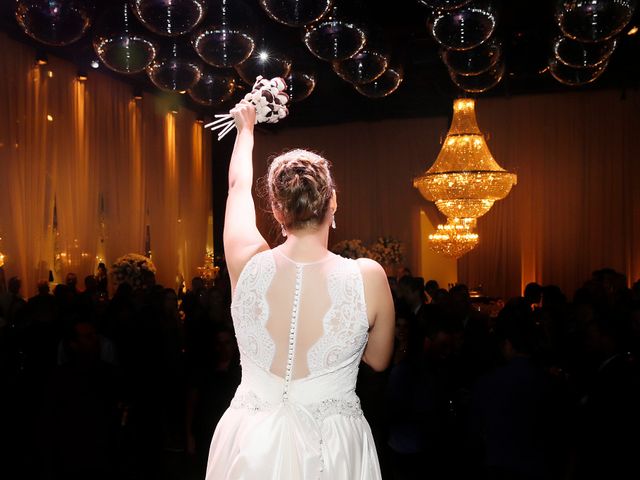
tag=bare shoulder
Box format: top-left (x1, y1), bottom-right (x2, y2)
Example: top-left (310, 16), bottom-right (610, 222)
top-left (355, 257), bottom-right (387, 285)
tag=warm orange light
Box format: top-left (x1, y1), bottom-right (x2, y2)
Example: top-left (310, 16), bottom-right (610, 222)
top-left (46, 114), bottom-right (53, 122)
top-left (628, 25), bottom-right (638, 35)
top-left (47, 70), bottom-right (53, 78)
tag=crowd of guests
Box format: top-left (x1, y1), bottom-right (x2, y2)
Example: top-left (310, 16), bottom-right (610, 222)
top-left (1, 264), bottom-right (639, 479)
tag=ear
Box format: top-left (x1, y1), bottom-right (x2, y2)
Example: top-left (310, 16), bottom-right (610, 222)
top-left (330, 189), bottom-right (338, 214)
top-left (272, 208), bottom-right (285, 225)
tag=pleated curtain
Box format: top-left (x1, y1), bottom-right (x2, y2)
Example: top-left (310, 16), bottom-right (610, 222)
top-left (0, 33), bottom-right (211, 296)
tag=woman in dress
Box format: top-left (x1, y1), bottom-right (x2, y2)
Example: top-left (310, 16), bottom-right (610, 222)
top-left (206, 101), bottom-right (395, 479)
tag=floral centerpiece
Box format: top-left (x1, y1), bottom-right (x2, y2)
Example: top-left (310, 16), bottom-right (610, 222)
top-left (331, 239), bottom-right (371, 259)
top-left (369, 236), bottom-right (404, 267)
top-left (112, 253), bottom-right (157, 288)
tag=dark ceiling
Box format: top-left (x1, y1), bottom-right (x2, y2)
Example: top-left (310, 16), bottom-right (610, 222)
top-left (2, 0), bottom-right (639, 127)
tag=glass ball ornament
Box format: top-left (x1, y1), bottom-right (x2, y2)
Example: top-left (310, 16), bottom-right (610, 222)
top-left (285, 71), bottom-right (316, 102)
top-left (429, 1), bottom-right (496, 50)
top-left (553, 35), bottom-right (616, 68)
top-left (556, 0), bottom-right (636, 43)
top-left (94, 3), bottom-right (157, 74)
top-left (188, 69), bottom-right (236, 106)
top-left (235, 50), bottom-right (292, 85)
top-left (192, 26), bottom-right (255, 68)
top-left (442, 38), bottom-right (501, 76)
top-left (548, 57), bottom-right (608, 86)
top-left (303, 4), bottom-right (366, 61)
top-left (147, 41), bottom-right (202, 92)
top-left (16, 0), bottom-right (93, 46)
top-left (332, 49), bottom-right (389, 84)
top-left (131, 0), bottom-right (207, 36)
top-left (354, 66), bottom-right (403, 98)
top-left (259, 0), bottom-right (333, 27)
top-left (449, 60), bottom-right (504, 93)
top-left (417, 0), bottom-right (472, 10)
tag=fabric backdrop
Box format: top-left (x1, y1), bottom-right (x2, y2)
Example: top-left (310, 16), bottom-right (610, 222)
top-left (0, 33), bottom-right (211, 296)
top-left (253, 89), bottom-right (640, 300)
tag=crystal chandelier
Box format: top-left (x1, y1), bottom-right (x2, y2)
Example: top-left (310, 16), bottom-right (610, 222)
top-left (413, 98), bottom-right (517, 219)
top-left (428, 218), bottom-right (479, 258)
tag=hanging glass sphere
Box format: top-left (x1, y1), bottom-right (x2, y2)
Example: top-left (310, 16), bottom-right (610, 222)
top-left (442, 38), bottom-right (501, 76)
top-left (188, 69), bottom-right (236, 106)
top-left (259, 0), bottom-right (333, 27)
top-left (147, 41), bottom-right (202, 91)
top-left (235, 50), bottom-right (292, 85)
top-left (16, 0), bottom-right (93, 46)
top-left (285, 71), bottom-right (316, 102)
top-left (556, 0), bottom-right (636, 43)
top-left (131, 0), bottom-right (207, 36)
top-left (354, 66), bottom-right (403, 98)
top-left (429, 2), bottom-right (496, 50)
top-left (333, 49), bottom-right (389, 84)
top-left (192, 26), bottom-right (255, 68)
top-left (449, 60), bottom-right (504, 93)
top-left (553, 35), bottom-right (616, 68)
top-left (548, 57), bottom-right (608, 86)
top-left (304, 4), bottom-right (366, 61)
top-left (94, 3), bottom-right (157, 74)
top-left (417, 0), bottom-right (473, 10)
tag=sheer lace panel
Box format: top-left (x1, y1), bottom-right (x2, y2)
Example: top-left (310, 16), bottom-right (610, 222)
top-left (232, 248), bottom-right (370, 382)
top-left (266, 248), bottom-right (370, 380)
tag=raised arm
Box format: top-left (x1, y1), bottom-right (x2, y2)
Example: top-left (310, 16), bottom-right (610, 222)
top-left (223, 102), bottom-right (269, 290)
top-left (358, 258), bottom-right (395, 372)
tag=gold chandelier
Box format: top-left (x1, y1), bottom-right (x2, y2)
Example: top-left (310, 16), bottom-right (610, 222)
top-left (428, 217), bottom-right (479, 259)
top-left (413, 98), bottom-right (517, 219)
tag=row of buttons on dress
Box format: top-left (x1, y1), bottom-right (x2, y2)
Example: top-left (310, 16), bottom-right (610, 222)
top-left (282, 264), bottom-right (303, 402)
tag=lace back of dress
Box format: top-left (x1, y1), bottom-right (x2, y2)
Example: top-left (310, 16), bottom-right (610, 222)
top-left (265, 251), bottom-right (339, 380)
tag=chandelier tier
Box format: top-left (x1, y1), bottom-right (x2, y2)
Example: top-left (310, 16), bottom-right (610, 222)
top-left (413, 98), bottom-right (517, 219)
top-left (428, 218), bottom-right (479, 259)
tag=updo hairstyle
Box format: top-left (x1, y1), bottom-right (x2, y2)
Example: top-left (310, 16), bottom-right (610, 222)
top-left (267, 149), bottom-right (335, 231)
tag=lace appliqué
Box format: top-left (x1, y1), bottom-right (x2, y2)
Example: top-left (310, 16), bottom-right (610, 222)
top-left (230, 392), bottom-right (363, 423)
top-left (307, 259), bottom-right (369, 373)
top-left (231, 252), bottom-right (276, 371)
top-left (309, 397), bottom-right (363, 423)
top-left (230, 391), bottom-right (273, 413)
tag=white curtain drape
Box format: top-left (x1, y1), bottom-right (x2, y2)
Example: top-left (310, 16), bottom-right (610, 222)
top-left (0, 33), bottom-right (212, 296)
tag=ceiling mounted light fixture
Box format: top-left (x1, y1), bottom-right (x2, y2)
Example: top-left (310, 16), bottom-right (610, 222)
top-left (414, 98), bottom-right (517, 219)
top-left (428, 217), bottom-right (479, 258)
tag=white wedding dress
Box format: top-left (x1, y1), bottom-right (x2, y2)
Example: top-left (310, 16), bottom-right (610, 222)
top-left (206, 247), bottom-right (382, 479)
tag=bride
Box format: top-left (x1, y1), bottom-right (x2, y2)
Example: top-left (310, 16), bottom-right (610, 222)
top-left (206, 101), bottom-right (395, 479)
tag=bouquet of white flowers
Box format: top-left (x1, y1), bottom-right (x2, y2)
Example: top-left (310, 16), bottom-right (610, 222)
top-left (112, 253), bottom-right (157, 288)
top-left (369, 236), bottom-right (404, 266)
top-left (331, 239), bottom-right (371, 260)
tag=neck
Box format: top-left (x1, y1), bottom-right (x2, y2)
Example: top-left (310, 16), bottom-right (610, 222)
top-left (280, 224), bottom-right (331, 262)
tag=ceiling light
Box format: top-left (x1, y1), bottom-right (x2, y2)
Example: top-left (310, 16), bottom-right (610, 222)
top-left (628, 25), bottom-right (638, 35)
top-left (90, 59), bottom-right (100, 69)
top-left (414, 98), bottom-right (517, 219)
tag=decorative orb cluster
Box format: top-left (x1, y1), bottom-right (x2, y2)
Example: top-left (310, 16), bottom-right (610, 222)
top-left (258, 0), bottom-right (403, 99)
top-left (549, 0), bottom-right (636, 86)
top-left (15, 0), bottom-right (416, 113)
top-left (421, 0), bottom-right (504, 94)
